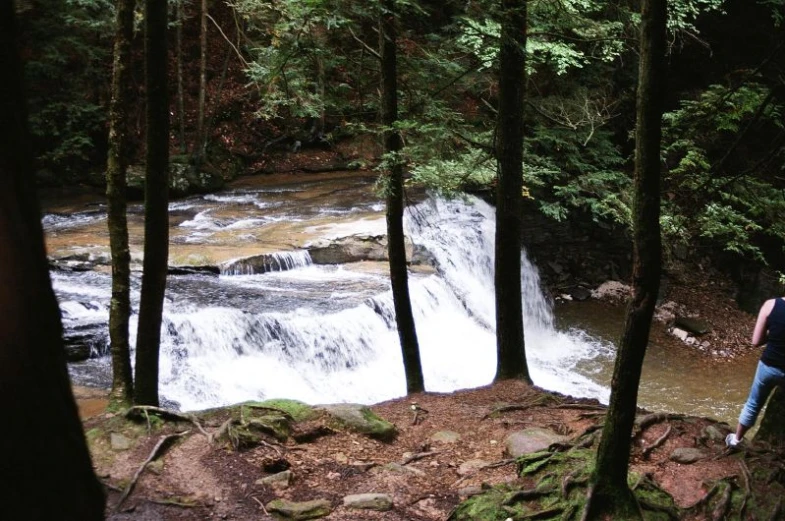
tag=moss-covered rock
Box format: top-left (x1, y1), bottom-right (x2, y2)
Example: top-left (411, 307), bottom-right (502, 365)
top-left (318, 403), bottom-right (397, 441)
top-left (243, 399), bottom-right (317, 422)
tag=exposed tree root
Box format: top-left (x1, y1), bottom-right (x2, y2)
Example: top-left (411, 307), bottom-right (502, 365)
top-left (711, 482), bottom-right (732, 521)
top-left (502, 486), bottom-right (556, 505)
top-left (115, 430), bottom-right (190, 511)
top-left (512, 506), bottom-right (564, 519)
top-left (401, 450), bottom-right (443, 465)
top-left (553, 403), bottom-right (606, 412)
top-left (482, 395), bottom-right (558, 419)
top-left (642, 425), bottom-right (672, 458)
top-left (561, 469), bottom-right (586, 498)
top-left (243, 404), bottom-right (295, 421)
top-left (638, 498), bottom-right (680, 520)
top-left (739, 460), bottom-right (752, 519)
top-left (146, 497), bottom-right (200, 508)
top-left (633, 413), bottom-right (685, 436)
top-left (125, 405), bottom-right (210, 439)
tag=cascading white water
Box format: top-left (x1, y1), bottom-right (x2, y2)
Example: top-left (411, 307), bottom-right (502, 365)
top-left (131, 194), bottom-right (613, 411)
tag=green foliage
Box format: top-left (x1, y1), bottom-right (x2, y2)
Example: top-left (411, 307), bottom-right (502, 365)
top-left (662, 83), bottom-right (785, 262)
top-left (20, 0), bottom-right (116, 178)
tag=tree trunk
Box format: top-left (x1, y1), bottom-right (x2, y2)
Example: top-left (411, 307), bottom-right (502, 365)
top-left (584, 0), bottom-right (666, 518)
top-left (176, 0), bottom-right (186, 154)
top-left (380, 0), bottom-right (424, 395)
top-left (494, 0), bottom-right (531, 384)
top-left (106, 0), bottom-right (135, 407)
top-left (196, 0), bottom-right (207, 160)
top-left (755, 387), bottom-right (785, 447)
top-left (135, 0), bottom-right (170, 407)
top-left (0, 5), bottom-right (105, 518)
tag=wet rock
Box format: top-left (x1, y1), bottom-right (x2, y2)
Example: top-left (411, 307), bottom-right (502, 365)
top-left (674, 315), bottom-right (711, 336)
top-left (256, 470), bottom-right (293, 489)
top-left (591, 280), bottom-right (631, 301)
top-left (430, 431), bottom-right (461, 444)
top-left (220, 251), bottom-right (311, 276)
top-left (110, 433), bottom-right (132, 451)
top-left (265, 498), bottom-right (332, 520)
top-left (669, 447), bottom-right (707, 464)
top-left (342, 493), bottom-right (393, 511)
top-left (318, 404), bottom-right (397, 441)
top-left (504, 428), bottom-right (569, 457)
top-left (569, 286), bottom-right (592, 301)
top-left (127, 163), bottom-right (224, 200)
top-left (307, 234), bottom-right (429, 266)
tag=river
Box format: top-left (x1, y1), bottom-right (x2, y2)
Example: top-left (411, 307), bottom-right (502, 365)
top-left (42, 172), bottom-right (757, 424)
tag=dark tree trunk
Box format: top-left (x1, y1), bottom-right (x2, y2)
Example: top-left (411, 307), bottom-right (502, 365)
top-left (756, 387), bottom-right (785, 447)
top-left (494, 0), bottom-right (531, 384)
top-left (135, 0), bottom-right (170, 407)
top-left (380, 0), bottom-right (424, 394)
top-left (584, 0), bottom-right (666, 518)
top-left (197, 0), bottom-right (207, 159)
top-left (106, 0), bottom-right (135, 406)
top-left (0, 5), bottom-right (105, 518)
top-left (176, 0), bottom-right (186, 154)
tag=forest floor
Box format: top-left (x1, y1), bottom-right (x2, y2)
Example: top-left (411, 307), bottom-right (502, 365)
top-left (74, 267), bottom-right (785, 521)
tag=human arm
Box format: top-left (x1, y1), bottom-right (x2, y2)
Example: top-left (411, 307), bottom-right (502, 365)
top-left (751, 299), bottom-right (775, 346)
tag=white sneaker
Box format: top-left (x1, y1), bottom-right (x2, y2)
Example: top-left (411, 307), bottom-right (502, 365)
top-left (725, 433), bottom-right (740, 448)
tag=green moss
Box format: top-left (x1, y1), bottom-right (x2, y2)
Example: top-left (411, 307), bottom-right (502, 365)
top-left (244, 399), bottom-right (316, 422)
top-left (450, 485), bottom-right (521, 521)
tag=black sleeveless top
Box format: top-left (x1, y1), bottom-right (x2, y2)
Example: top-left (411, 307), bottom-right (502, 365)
top-left (762, 298), bottom-right (785, 371)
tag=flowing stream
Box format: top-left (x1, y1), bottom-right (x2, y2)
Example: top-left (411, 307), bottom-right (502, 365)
top-left (44, 174), bottom-right (756, 422)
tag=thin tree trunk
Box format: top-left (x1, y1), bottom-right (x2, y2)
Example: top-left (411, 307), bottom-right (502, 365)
top-left (135, 0), bottom-right (170, 407)
top-left (0, 5), bottom-right (105, 518)
top-left (380, 0), bottom-right (424, 394)
top-left (197, 0), bottom-right (208, 160)
top-left (584, 0), bottom-right (666, 518)
top-left (176, 0), bottom-right (186, 154)
top-left (106, 0), bottom-right (135, 406)
top-left (494, 0), bottom-right (531, 384)
top-left (755, 387), bottom-right (785, 446)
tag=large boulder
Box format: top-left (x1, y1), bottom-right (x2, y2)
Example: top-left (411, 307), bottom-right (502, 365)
top-left (307, 235), bottom-right (432, 266)
top-left (126, 161), bottom-right (224, 200)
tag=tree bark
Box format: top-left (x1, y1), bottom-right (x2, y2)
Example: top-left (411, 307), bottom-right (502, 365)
top-left (197, 0), bottom-right (208, 159)
top-left (106, 0), bottom-right (135, 406)
top-left (380, 0), bottom-right (424, 394)
top-left (135, 0), bottom-right (170, 407)
top-left (0, 5), bottom-right (105, 518)
top-left (755, 387), bottom-right (785, 447)
top-left (494, 0), bottom-right (532, 384)
top-left (176, 0), bottom-right (187, 154)
top-left (584, 0), bottom-right (666, 518)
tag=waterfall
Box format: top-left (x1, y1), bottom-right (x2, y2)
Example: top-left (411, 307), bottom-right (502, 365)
top-left (54, 194), bottom-right (613, 412)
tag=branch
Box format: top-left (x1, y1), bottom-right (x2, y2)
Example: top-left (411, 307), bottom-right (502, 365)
top-left (206, 13), bottom-right (248, 68)
top-left (348, 26), bottom-right (380, 60)
top-left (115, 430), bottom-right (190, 511)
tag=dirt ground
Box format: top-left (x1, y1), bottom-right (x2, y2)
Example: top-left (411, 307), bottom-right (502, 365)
top-left (76, 269), bottom-right (782, 521)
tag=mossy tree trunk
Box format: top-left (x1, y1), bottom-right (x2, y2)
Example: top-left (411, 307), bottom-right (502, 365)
top-left (380, 0), bottom-right (424, 394)
top-left (0, 5), bottom-right (105, 518)
top-left (584, 0), bottom-right (666, 518)
top-left (106, 0), bottom-right (135, 407)
top-left (756, 387), bottom-right (785, 447)
top-left (135, 0), bottom-right (170, 407)
top-left (494, 0), bottom-right (532, 384)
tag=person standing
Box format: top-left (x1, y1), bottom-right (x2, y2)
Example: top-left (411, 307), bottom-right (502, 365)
top-left (727, 297), bottom-right (785, 447)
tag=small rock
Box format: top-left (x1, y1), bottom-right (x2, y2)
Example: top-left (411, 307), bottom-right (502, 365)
top-left (265, 498), bottom-right (332, 520)
top-left (110, 433), bottom-right (132, 451)
top-left (146, 459), bottom-right (164, 475)
top-left (343, 493), bottom-right (393, 511)
top-left (333, 452), bottom-right (348, 464)
top-left (457, 459), bottom-right (489, 476)
top-left (256, 470), bottom-right (293, 489)
top-left (458, 486), bottom-right (483, 498)
top-left (671, 328), bottom-right (689, 341)
top-left (430, 430), bottom-right (461, 444)
top-left (504, 428), bottom-right (568, 457)
top-left (670, 447), bottom-right (707, 464)
top-left (703, 424), bottom-right (730, 443)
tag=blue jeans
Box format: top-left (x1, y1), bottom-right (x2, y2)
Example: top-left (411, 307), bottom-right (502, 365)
top-left (739, 360), bottom-right (785, 428)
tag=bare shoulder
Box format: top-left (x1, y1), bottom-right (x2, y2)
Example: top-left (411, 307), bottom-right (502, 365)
top-left (760, 299), bottom-right (777, 315)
